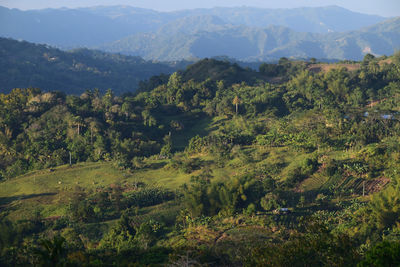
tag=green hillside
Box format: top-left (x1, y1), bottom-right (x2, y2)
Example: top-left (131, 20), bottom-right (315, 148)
top-left (0, 37), bottom-right (185, 94)
top-left (1, 54), bottom-right (400, 266)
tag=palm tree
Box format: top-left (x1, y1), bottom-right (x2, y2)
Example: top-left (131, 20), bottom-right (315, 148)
top-left (84, 117), bottom-right (102, 145)
top-left (66, 115), bottom-right (84, 138)
top-left (232, 96), bottom-right (240, 115)
top-left (72, 116), bottom-right (84, 135)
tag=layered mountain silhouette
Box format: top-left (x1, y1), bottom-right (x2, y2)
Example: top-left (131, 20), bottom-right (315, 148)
top-left (0, 5), bottom-right (398, 61)
top-left (101, 15), bottom-right (400, 61)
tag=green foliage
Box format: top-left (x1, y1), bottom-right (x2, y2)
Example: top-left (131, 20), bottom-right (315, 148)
top-left (169, 154), bottom-right (203, 173)
top-left (370, 183), bottom-right (400, 230)
top-left (186, 135), bottom-right (207, 154)
top-left (2, 54), bottom-right (400, 266)
top-left (358, 241), bottom-right (400, 267)
top-left (260, 192), bottom-right (282, 211)
top-left (246, 219), bottom-right (361, 267)
top-left (69, 198), bottom-right (95, 223)
top-left (0, 219), bottom-right (18, 254)
top-left (160, 135), bottom-right (172, 158)
top-left (183, 173), bottom-right (263, 217)
top-left (285, 155), bottom-right (319, 187)
top-left (182, 175), bottom-right (211, 217)
top-left (125, 188), bottom-right (174, 208)
top-left (135, 219), bottom-right (163, 249)
top-left (99, 217), bottom-right (137, 252)
top-left (0, 38), bottom-right (178, 95)
top-left (34, 235), bottom-right (67, 267)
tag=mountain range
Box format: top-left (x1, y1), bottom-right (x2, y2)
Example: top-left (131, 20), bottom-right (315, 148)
top-left (101, 15), bottom-right (400, 61)
top-left (1, 5), bottom-right (398, 61)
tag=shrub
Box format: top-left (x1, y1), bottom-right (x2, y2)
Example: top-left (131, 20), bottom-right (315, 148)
top-left (169, 155), bottom-right (203, 173)
top-left (125, 188), bottom-right (174, 208)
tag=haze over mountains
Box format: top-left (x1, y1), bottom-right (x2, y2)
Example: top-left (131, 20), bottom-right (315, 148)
top-left (103, 16), bottom-right (400, 61)
top-left (1, 5), bottom-right (399, 61)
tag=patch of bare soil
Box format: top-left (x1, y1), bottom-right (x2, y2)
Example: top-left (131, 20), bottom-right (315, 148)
top-left (308, 63), bottom-right (360, 73)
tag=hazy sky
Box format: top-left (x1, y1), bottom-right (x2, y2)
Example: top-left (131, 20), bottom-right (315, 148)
top-left (0, 0), bottom-right (399, 17)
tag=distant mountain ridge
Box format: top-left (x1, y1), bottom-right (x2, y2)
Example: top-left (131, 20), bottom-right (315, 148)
top-left (0, 5), bottom-right (396, 61)
top-left (0, 6), bottom-right (386, 44)
top-left (101, 16), bottom-right (400, 61)
top-left (169, 5), bottom-right (385, 33)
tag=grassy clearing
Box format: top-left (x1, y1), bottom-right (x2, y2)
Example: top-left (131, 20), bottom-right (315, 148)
top-left (0, 153), bottom-right (238, 220)
top-left (0, 143), bottom-right (364, 222)
top-left (130, 161), bottom-right (191, 190)
top-left (0, 162), bottom-right (127, 220)
top-left (0, 162), bottom-right (127, 198)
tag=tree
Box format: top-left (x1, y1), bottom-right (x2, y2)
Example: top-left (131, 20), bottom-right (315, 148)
top-left (67, 115), bottom-right (84, 137)
top-left (260, 192), bottom-right (281, 211)
top-left (135, 220), bottom-right (162, 249)
top-left (362, 53), bottom-right (376, 67)
top-left (167, 72), bottom-right (182, 90)
top-left (121, 101), bottom-right (133, 120)
top-left (183, 177), bottom-right (210, 217)
top-left (141, 109), bottom-right (156, 126)
top-left (160, 134), bottom-right (172, 158)
top-left (358, 241), bottom-right (400, 267)
top-left (99, 215), bottom-right (136, 252)
top-left (102, 89), bottom-right (114, 110)
top-left (232, 95), bottom-right (240, 115)
top-left (370, 183), bottom-right (400, 229)
top-left (324, 68), bottom-right (350, 102)
top-left (259, 63), bottom-right (281, 76)
top-left (84, 117), bottom-right (102, 146)
top-left (34, 236), bottom-right (67, 267)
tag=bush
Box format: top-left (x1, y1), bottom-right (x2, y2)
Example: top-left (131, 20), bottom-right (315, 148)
top-left (125, 188), bottom-right (174, 208)
top-left (183, 174), bottom-right (263, 217)
top-left (135, 219), bottom-right (163, 249)
top-left (169, 155), bottom-right (203, 173)
top-left (261, 193), bottom-right (282, 211)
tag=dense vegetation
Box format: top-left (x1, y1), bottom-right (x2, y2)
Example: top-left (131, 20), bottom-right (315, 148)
top-left (0, 38), bottom-right (189, 95)
top-left (1, 53), bottom-right (400, 266)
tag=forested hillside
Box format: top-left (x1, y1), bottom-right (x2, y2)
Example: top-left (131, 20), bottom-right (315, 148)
top-left (0, 38), bottom-right (186, 94)
top-left (1, 53), bottom-right (400, 265)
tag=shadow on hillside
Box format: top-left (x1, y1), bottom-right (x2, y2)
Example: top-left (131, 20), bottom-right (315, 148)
top-left (0, 192), bottom-right (57, 206)
top-left (170, 115), bottom-right (215, 152)
top-left (147, 161), bottom-right (168, 170)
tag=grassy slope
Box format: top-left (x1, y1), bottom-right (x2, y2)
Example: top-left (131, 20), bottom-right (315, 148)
top-left (0, 162), bottom-right (125, 220)
top-left (2, 105), bottom-right (387, 221)
top-left (0, 158), bottom-right (232, 220)
top-left (0, 143), bottom-right (303, 221)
